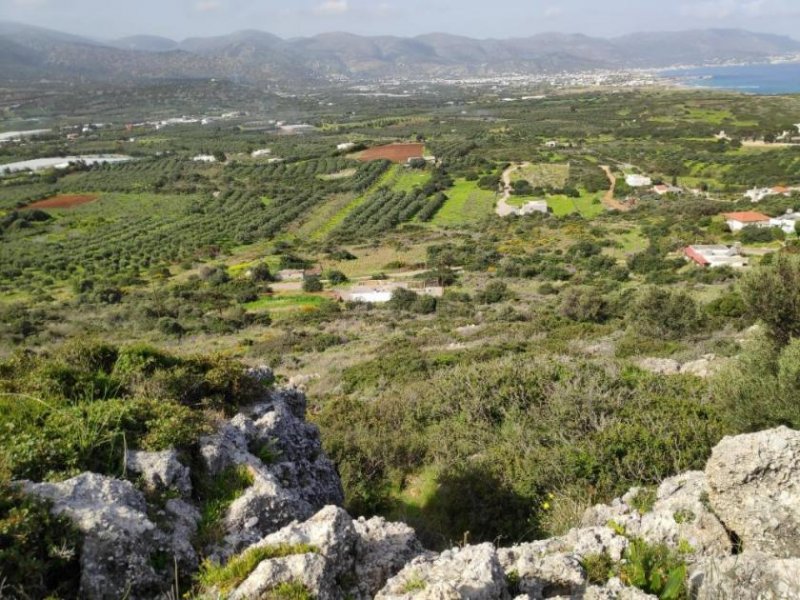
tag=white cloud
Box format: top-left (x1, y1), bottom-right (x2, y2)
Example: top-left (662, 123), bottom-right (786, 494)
top-left (313, 0), bottom-right (349, 16)
top-left (194, 1), bottom-right (221, 13)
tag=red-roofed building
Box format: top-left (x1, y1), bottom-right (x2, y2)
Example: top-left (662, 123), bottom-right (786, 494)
top-left (723, 211), bottom-right (771, 232)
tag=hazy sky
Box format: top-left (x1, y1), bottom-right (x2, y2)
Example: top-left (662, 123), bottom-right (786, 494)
top-left (1, 0), bottom-right (800, 40)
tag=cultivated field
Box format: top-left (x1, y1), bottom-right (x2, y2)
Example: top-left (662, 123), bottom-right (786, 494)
top-left (26, 194), bottom-right (99, 209)
top-left (358, 143), bottom-right (425, 163)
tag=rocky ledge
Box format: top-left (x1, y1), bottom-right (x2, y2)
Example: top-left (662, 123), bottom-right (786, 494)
top-left (20, 373), bottom-right (800, 599)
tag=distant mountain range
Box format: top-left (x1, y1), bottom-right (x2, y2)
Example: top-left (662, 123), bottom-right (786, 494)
top-left (1, 21), bottom-right (799, 84)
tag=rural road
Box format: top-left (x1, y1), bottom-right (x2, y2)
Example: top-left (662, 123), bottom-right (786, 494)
top-left (496, 162), bottom-right (531, 217)
top-left (600, 165), bottom-right (630, 212)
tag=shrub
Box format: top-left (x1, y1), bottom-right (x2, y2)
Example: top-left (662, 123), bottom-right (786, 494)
top-left (476, 280), bottom-right (511, 304)
top-left (0, 482), bottom-right (82, 599)
top-left (628, 287), bottom-right (703, 339)
top-left (618, 538), bottom-right (687, 600)
top-left (740, 254), bottom-right (800, 347)
top-left (581, 553), bottom-right (615, 585)
top-left (324, 269), bottom-right (349, 285)
top-left (559, 287), bottom-right (610, 323)
top-left (302, 275), bottom-right (323, 293)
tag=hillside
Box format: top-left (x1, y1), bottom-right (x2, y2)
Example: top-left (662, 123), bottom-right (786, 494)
top-left (1, 22), bottom-right (799, 83)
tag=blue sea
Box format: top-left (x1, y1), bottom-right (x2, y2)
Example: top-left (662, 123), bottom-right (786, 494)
top-left (662, 62), bottom-right (800, 95)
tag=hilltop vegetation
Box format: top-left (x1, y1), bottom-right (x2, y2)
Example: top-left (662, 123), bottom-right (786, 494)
top-left (4, 80), bottom-right (800, 573)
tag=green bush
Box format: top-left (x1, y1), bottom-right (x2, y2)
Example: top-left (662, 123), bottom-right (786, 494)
top-left (0, 482), bottom-right (82, 599)
top-left (619, 538), bottom-right (687, 600)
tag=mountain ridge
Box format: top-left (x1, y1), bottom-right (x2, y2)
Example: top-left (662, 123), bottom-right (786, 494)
top-left (2, 21), bottom-right (799, 83)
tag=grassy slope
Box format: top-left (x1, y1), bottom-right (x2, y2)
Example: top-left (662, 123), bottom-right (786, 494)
top-left (431, 179), bottom-right (497, 226)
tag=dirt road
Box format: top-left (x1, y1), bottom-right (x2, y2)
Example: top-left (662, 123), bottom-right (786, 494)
top-left (496, 162), bottom-right (531, 217)
top-left (600, 165), bottom-right (630, 212)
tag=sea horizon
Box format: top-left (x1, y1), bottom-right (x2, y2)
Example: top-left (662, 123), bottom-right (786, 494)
top-left (661, 61), bottom-right (800, 95)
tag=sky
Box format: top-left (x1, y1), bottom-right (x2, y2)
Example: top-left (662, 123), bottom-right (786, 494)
top-left (1, 0), bottom-right (799, 40)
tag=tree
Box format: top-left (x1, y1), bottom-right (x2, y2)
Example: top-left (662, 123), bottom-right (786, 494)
top-left (740, 254), bottom-right (800, 347)
top-left (324, 269), bottom-right (349, 285)
top-left (302, 275), bottom-right (323, 293)
top-left (628, 287), bottom-right (702, 339)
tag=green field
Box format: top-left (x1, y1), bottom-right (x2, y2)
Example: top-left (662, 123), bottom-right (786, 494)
top-left (514, 163), bottom-right (570, 188)
top-left (431, 179), bottom-right (497, 226)
top-left (391, 168), bottom-right (430, 192)
top-left (547, 193), bottom-right (604, 218)
top-left (245, 293), bottom-right (327, 314)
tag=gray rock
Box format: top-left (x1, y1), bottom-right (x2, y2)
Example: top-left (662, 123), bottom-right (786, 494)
top-left (199, 389), bottom-right (344, 558)
top-left (231, 553), bottom-right (329, 600)
top-left (582, 472), bottom-right (730, 561)
top-left (253, 505), bottom-right (357, 581)
top-left (680, 355), bottom-right (723, 378)
top-left (690, 551), bottom-right (800, 600)
top-left (584, 577), bottom-right (658, 599)
top-left (637, 358), bottom-right (680, 375)
top-left (352, 515), bottom-right (427, 598)
top-left (24, 473), bottom-right (196, 600)
top-left (705, 426), bottom-right (800, 558)
top-left (498, 549), bottom-right (585, 597)
top-left (377, 543), bottom-right (506, 599)
top-left (125, 449), bottom-right (192, 497)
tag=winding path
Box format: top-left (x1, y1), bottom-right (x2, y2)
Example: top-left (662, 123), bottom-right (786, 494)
top-left (496, 162), bottom-right (531, 217)
top-left (600, 165), bottom-right (630, 212)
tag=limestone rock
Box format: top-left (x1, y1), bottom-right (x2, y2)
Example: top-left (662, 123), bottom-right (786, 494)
top-left (705, 426), bottom-right (800, 558)
top-left (253, 506), bottom-right (357, 581)
top-left (582, 472), bottom-right (730, 560)
top-left (352, 515), bottom-right (427, 599)
top-left (690, 551), bottom-right (800, 600)
top-left (125, 449), bottom-right (192, 497)
top-left (231, 553), bottom-right (330, 600)
top-left (498, 549), bottom-right (585, 597)
top-left (24, 473), bottom-right (196, 600)
top-left (377, 543), bottom-right (507, 599)
top-left (637, 358), bottom-right (680, 375)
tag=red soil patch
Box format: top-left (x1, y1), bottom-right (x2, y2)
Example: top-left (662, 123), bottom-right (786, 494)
top-left (26, 194), bottom-right (99, 209)
top-left (358, 143), bottom-right (425, 163)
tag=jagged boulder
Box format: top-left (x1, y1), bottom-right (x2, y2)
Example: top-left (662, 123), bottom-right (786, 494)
top-left (125, 448), bottom-right (192, 497)
top-left (705, 426), bottom-right (800, 558)
top-left (23, 473), bottom-right (198, 600)
top-left (376, 543), bottom-right (507, 599)
top-left (690, 551), bottom-right (800, 599)
top-left (227, 506), bottom-right (424, 600)
top-left (231, 553), bottom-right (330, 600)
top-left (582, 471), bottom-right (730, 560)
top-left (352, 515), bottom-right (427, 599)
top-left (199, 389), bottom-right (345, 557)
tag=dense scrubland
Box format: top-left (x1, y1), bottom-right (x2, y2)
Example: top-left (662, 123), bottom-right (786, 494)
top-left (3, 82), bottom-right (800, 595)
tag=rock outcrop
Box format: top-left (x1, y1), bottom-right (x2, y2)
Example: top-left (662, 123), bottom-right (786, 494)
top-left (24, 472), bottom-right (200, 599)
top-left (21, 368), bottom-right (800, 600)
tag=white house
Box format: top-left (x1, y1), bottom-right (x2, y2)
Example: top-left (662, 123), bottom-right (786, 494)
top-left (626, 174), bottom-right (652, 187)
top-left (518, 200), bottom-right (550, 215)
top-left (192, 154), bottom-right (217, 163)
top-left (653, 184), bottom-right (683, 196)
top-left (724, 211), bottom-right (771, 232)
top-left (770, 210), bottom-right (800, 234)
top-left (336, 142), bottom-right (356, 151)
top-left (745, 187), bottom-right (774, 203)
top-left (685, 245), bottom-right (747, 268)
top-left (251, 149), bottom-right (272, 158)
